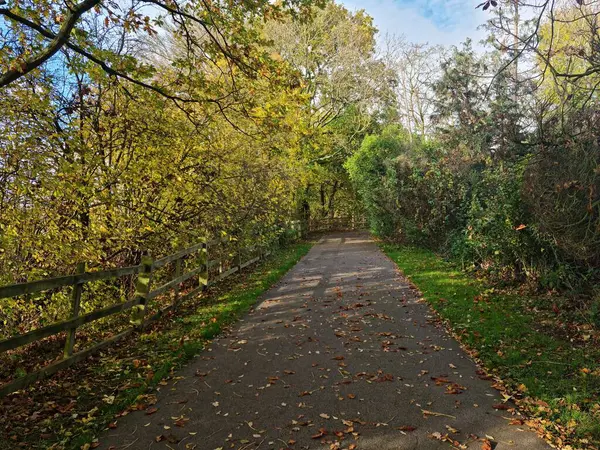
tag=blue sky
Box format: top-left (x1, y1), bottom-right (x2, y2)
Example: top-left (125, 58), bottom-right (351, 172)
top-left (339, 0), bottom-right (489, 47)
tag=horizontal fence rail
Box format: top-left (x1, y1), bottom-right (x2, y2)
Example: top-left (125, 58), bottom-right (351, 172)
top-left (0, 221), bottom-right (305, 397)
top-left (0, 265), bottom-right (144, 300)
top-left (308, 216), bottom-right (367, 232)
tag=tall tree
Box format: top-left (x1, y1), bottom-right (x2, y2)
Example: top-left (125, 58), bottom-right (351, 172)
top-left (264, 1), bottom-right (389, 218)
top-left (381, 35), bottom-right (441, 138)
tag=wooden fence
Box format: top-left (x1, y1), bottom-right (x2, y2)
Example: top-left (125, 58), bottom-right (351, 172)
top-left (0, 222), bottom-right (304, 397)
top-left (308, 216), bottom-right (367, 232)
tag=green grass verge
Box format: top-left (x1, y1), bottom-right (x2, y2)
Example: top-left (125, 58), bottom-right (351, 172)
top-left (6, 241), bottom-right (312, 450)
top-left (381, 244), bottom-right (600, 448)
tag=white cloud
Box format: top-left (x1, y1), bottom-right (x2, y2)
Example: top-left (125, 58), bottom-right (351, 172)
top-left (340, 0), bottom-right (489, 47)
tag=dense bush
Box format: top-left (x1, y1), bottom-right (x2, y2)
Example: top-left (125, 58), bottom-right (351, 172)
top-left (348, 124), bottom-right (600, 291)
top-left (346, 126), bottom-right (468, 243)
top-left (523, 116), bottom-right (600, 267)
top-left (344, 126), bottom-right (407, 237)
top-left (449, 163), bottom-right (558, 285)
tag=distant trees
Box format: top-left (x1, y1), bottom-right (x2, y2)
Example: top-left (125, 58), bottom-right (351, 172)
top-left (264, 2), bottom-right (391, 219)
top-left (381, 35), bottom-right (440, 138)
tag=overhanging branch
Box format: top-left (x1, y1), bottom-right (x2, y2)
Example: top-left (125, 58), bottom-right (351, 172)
top-left (0, 0), bottom-right (101, 87)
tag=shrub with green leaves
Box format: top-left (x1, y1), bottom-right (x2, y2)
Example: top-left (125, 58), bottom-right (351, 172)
top-left (344, 126), bottom-right (406, 237)
top-left (347, 123), bottom-right (599, 291)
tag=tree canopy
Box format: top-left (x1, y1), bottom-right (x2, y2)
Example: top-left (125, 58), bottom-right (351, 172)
top-left (1, 0), bottom-right (600, 445)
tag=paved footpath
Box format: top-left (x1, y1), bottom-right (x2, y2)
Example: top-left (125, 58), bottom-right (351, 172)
top-left (99, 232), bottom-right (550, 450)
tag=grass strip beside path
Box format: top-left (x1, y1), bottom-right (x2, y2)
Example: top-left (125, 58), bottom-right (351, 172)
top-left (382, 244), bottom-right (600, 450)
top-left (1, 242), bottom-right (313, 450)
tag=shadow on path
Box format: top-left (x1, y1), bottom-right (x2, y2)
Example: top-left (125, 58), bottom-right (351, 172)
top-left (98, 232), bottom-right (549, 450)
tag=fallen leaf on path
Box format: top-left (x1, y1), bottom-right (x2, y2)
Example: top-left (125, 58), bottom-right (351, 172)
top-left (446, 425), bottom-right (459, 434)
top-left (174, 417), bottom-right (189, 427)
top-left (446, 383), bottom-right (466, 394)
top-left (430, 431), bottom-right (465, 448)
top-left (431, 376), bottom-right (451, 385)
top-left (373, 373), bottom-right (394, 382)
top-left (311, 428), bottom-right (327, 439)
top-left (492, 403), bottom-right (510, 410)
top-left (422, 409), bottom-right (456, 419)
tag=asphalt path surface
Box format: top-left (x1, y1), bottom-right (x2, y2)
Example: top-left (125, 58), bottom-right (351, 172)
top-left (99, 232), bottom-right (549, 450)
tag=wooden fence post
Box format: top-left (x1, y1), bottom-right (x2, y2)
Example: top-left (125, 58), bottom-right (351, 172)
top-left (218, 238), bottom-right (223, 276)
top-left (64, 262), bottom-right (86, 358)
top-left (131, 254), bottom-right (153, 326)
top-left (174, 255), bottom-right (182, 306)
top-left (199, 240), bottom-right (209, 289)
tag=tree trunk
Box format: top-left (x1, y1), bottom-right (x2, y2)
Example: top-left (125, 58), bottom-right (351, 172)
top-left (327, 180), bottom-right (338, 219)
